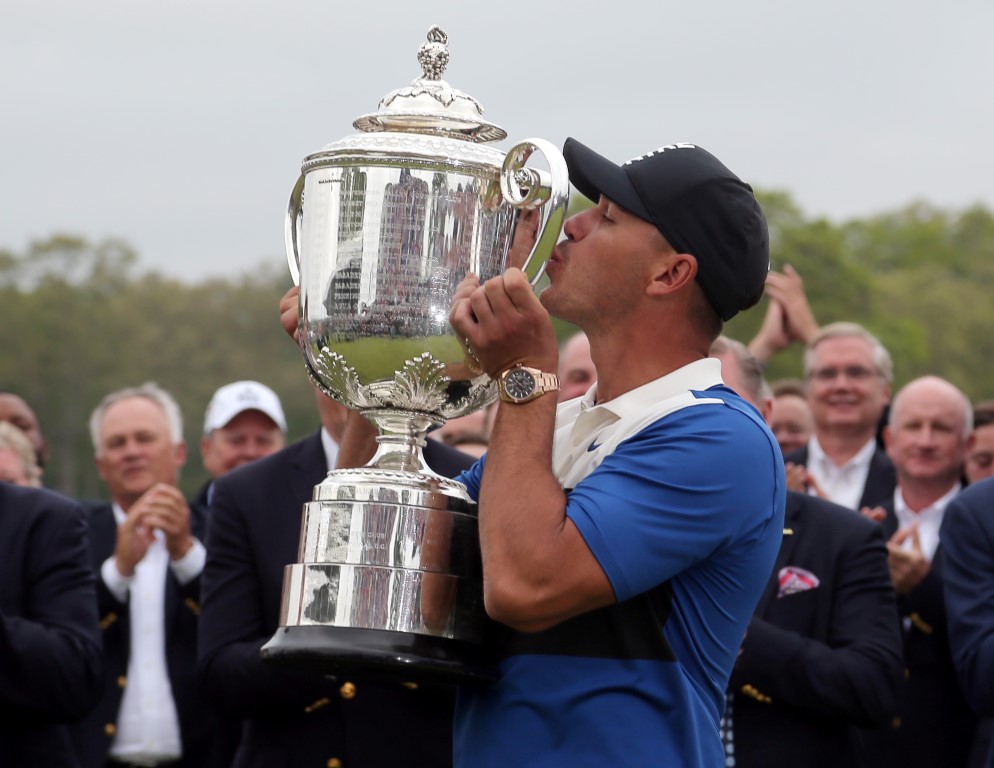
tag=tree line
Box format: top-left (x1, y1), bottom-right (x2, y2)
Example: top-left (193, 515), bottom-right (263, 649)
top-left (2, 190), bottom-right (992, 499)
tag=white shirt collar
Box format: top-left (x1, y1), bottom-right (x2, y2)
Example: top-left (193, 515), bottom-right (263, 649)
top-left (808, 434), bottom-right (878, 471)
top-left (553, 359), bottom-right (725, 488)
top-left (560, 358), bottom-right (723, 431)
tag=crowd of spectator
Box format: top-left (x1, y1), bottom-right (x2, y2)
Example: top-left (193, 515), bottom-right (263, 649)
top-left (2, 256), bottom-right (993, 768)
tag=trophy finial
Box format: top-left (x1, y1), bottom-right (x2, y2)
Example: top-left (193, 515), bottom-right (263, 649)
top-left (418, 26), bottom-right (449, 81)
top-left (353, 25), bottom-right (506, 143)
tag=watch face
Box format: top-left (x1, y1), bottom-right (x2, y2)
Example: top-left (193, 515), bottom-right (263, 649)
top-left (504, 368), bottom-right (537, 400)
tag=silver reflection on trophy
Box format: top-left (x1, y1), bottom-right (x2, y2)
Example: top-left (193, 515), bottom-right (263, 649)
top-left (261, 26), bottom-right (569, 682)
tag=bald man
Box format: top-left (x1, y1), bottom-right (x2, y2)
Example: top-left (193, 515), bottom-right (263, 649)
top-left (860, 376), bottom-right (977, 768)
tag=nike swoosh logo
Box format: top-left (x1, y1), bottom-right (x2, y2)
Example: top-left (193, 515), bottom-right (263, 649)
top-left (587, 441), bottom-right (601, 452)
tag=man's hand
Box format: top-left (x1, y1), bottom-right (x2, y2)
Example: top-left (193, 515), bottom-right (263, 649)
top-left (280, 285), bottom-right (300, 344)
top-left (886, 525), bottom-right (930, 594)
top-left (748, 299), bottom-right (790, 363)
top-left (114, 483), bottom-right (194, 576)
top-left (449, 268), bottom-right (558, 377)
top-left (507, 208), bottom-right (540, 271)
top-left (765, 265), bottom-right (819, 345)
top-left (748, 265), bottom-right (819, 362)
top-left (114, 498), bottom-right (156, 578)
top-left (784, 462), bottom-right (826, 498)
top-left (860, 505), bottom-right (887, 524)
top-left (334, 408), bottom-right (379, 470)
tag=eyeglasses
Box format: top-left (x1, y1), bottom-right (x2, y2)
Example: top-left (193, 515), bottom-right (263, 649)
top-left (807, 366), bottom-right (880, 383)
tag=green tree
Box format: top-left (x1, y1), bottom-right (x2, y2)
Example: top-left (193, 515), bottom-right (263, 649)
top-left (3, 194), bottom-right (993, 497)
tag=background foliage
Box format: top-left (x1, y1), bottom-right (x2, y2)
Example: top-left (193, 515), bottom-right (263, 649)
top-left (3, 190), bottom-right (992, 498)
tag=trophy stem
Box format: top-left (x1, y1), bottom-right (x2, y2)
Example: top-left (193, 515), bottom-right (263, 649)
top-left (361, 407), bottom-right (441, 476)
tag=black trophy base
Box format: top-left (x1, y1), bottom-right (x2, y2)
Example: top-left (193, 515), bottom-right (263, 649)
top-left (261, 625), bottom-right (498, 686)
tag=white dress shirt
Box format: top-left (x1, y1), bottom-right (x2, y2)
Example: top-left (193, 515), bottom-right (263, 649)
top-left (321, 425), bottom-right (341, 471)
top-left (806, 435), bottom-right (878, 510)
top-left (101, 503), bottom-right (206, 763)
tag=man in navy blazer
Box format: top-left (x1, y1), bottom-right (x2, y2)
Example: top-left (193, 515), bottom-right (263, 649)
top-left (713, 337), bottom-right (903, 768)
top-left (860, 376), bottom-right (977, 768)
top-left (729, 490), bottom-right (903, 767)
top-left (1, 483), bottom-right (103, 767)
top-left (72, 383), bottom-right (228, 768)
top-left (942, 476), bottom-right (994, 768)
top-left (198, 390), bottom-right (476, 768)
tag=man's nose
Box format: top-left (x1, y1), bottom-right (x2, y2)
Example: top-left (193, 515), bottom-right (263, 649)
top-left (562, 209), bottom-right (590, 240)
top-left (562, 214), bottom-right (578, 241)
top-left (909, 427), bottom-right (936, 447)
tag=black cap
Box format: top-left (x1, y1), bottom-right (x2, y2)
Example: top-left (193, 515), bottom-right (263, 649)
top-left (563, 138), bottom-right (769, 322)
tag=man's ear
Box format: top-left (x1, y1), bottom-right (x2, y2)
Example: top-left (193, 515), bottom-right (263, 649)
top-left (95, 454), bottom-right (107, 484)
top-left (646, 252), bottom-right (698, 297)
top-left (759, 396), bottom-right (774, 423)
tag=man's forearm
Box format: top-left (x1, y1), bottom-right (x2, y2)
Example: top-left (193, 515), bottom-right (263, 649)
top-left (478, 397), bottom-right (613, 632)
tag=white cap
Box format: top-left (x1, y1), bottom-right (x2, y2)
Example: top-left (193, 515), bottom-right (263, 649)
top-left (203, 381), bottom-right (287, 435)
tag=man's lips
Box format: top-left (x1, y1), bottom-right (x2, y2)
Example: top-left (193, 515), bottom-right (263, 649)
top-left (825, 396), bottom-right (861, 407)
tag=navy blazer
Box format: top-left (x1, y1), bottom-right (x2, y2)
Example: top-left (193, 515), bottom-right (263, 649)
top-left (0, 484), bottom-right (103, 768)
top-left (199, 430), bottom-right (475, 768)
top-left (942, 478), bottom-right (994, 768)
top-left (728, 491), bottom-right (903, 768)
top-left (784, 444), bottom-right (896, 510)
top-left (71, 499), bottom-right (228, 768)
top-left (857, 497), bottom-right (978, 768)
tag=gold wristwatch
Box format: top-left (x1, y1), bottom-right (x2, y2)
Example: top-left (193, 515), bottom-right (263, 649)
top-left (497, 364), bottom-right (560, 404)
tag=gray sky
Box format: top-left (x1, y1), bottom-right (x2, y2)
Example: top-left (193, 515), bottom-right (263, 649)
top-left (3, 1), bottom-right (992, 282)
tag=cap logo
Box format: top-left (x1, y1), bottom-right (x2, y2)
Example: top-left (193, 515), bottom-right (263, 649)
top-left (624, 143), bottom-right (697, 166)
top-left (236, 388), bottom-right (261, 403)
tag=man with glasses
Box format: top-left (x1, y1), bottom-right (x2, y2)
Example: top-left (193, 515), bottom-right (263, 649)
top-left (784, 322), bottom-right (896, 510)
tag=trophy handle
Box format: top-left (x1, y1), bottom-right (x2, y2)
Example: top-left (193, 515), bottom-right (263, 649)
top-left (500, 138), bottom-right (570, 285)
top-left (284, 173), bottom-right (306, 286)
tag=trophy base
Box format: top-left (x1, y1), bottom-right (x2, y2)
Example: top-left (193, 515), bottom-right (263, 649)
top-left (261, 625), bottom-right (499, 685)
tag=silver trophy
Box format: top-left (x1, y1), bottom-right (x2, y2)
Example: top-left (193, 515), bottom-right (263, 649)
top-left (261, 26), bottom-right (569, 683)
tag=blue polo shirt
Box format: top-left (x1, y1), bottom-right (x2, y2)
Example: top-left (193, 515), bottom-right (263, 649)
top-left (453, 359), bottom-right (785, 767)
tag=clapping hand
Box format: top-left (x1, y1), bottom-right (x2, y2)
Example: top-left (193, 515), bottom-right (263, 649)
top-left (114, 483), bottom-right (193, 576)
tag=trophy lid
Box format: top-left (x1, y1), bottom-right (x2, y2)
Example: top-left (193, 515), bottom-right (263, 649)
top-left (352, 26), bottom-right (507, 144)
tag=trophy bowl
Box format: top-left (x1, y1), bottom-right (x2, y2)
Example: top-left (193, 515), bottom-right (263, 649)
top-left (260, 26), bottom-right (569, 683)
